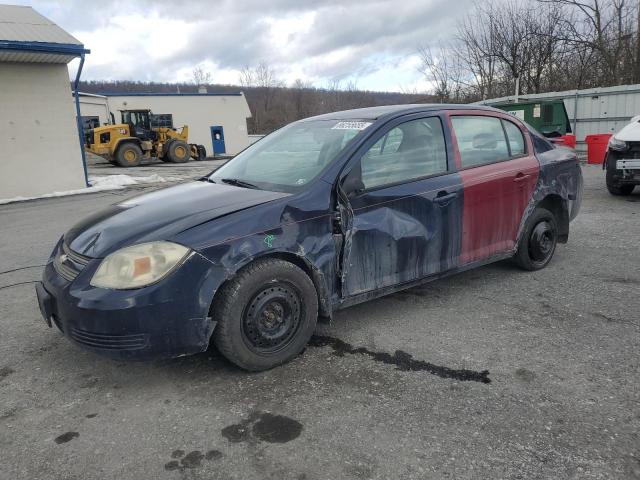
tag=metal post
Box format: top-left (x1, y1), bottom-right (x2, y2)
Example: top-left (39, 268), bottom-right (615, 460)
top-left (73, 54), bottom-right (89, 187)
top-left (572, 90), bottom-right (579, 138)
top-left (514, 76), bottom-right (519, 103)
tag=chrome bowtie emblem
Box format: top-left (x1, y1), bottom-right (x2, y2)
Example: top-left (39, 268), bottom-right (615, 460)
top-left (59, 253), bottom-right (68, 263)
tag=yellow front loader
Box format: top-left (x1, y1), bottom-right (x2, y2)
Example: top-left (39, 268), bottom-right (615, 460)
top-left (84, 109), bottom-right (206, 167)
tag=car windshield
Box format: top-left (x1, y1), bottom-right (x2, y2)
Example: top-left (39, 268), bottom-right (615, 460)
top-left (208, 119), bottom-right (372, 192)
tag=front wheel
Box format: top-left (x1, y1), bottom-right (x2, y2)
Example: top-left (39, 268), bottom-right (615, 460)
top-left (166, 139), bottom-right (190, 163)
top-left (212, 259), bottom-right (318, 371)
top-left (606, 162), bottom-right (635, 195)
top-left (514, 208), bottom-right (558, 271)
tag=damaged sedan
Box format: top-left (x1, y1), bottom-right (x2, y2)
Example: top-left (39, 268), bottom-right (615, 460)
top-left (36, 105), bottom-right (583, 371)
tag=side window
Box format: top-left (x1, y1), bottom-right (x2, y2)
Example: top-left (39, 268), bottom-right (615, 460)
top-left (451, 116), bottom-right (509, 168)
top-left (532, 135), bottom-right (554, 153)
top-left (359, 117), bottom-right (447, 189)
top-left (502, 120), bottom-right (525, 156)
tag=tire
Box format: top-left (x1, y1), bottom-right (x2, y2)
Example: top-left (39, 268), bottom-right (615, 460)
top-left (115, 142), bottom-right (142, 167)
top-left (606, 161), bottom-right (635, 195)
top-left (514, 208), bottom-right (558, 271)
top-left (212, 259), bottom-right (318, 371)
top-left (607, 183), bottom-right (635, 195)
top-left (166, 139), bottom-right (190, 163)
top-left (192, 144), bottom-right (206, 161)
top-left (160, 140), bottom-right (173, 162)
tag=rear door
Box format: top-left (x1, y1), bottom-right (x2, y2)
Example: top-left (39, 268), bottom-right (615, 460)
top-left (341, 114), bottom-right (464, 296)
top-left (447, 112), bottom-right (539, 264)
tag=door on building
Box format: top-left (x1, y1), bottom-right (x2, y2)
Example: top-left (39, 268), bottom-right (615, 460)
top-left (210, 126), bottom-right (226, 155)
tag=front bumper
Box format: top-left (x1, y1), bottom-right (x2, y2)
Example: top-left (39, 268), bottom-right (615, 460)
top-left (38, 241), bottom-right (224, 361)
top-left (605, 147), bottom-right (640, 185)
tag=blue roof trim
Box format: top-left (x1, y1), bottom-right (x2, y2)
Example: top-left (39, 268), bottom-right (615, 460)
top-left (0, 40), bottom-right (90, 56)
top-left (100, 92), bottom-right (243, 97)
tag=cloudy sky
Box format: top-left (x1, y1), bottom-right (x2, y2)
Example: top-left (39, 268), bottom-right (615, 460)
top-left (20, 0), bottom-right (474, 92)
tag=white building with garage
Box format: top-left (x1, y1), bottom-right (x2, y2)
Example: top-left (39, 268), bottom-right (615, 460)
top-left (0, 4), bottom-right (89, 200)
top-left (79, 92), bottom-right (252, 156)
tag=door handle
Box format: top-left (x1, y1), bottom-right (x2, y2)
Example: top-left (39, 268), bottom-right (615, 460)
top-left (514, 173), bottom-right (531, 183)
top-left (434, 191), bottom-right (457, 205)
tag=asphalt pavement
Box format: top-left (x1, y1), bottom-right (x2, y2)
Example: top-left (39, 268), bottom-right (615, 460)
top-left (0, 164), bottom-right (638, 479)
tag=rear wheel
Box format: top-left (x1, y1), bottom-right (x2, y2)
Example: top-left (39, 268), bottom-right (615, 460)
top-left (213, 259), bottom-right (318, 371)
top-left (115, 142), bottom-right (142, 167)
top-left (515, 208), bottom-right (558, 271)
top-left (166, 140), bottom-right (190, 163)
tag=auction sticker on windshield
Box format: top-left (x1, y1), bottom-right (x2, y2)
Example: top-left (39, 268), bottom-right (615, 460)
top-left (332, 121), bottom-right (372, 130)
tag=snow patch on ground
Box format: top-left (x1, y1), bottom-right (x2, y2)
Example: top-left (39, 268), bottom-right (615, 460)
top-left (0, 174), bottom-right (183, 205)
top-left (89, 174), bottom-right (182, 188)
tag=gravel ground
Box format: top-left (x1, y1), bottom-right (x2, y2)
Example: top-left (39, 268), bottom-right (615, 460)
top-left (0, 164), bottom-right (638, 480)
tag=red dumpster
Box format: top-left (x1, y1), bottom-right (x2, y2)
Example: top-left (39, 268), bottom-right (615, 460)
top-left (585, 134), bottom-right (612, 164)
top-left (550, 134), bottom-right (577, 149)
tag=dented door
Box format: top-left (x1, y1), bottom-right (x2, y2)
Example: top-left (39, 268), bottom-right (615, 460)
top-left (340, 116), bottom-right (463, 297)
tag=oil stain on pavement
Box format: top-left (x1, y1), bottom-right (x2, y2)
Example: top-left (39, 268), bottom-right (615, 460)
top-left (54, 431), bottom-right (79, 444)
top-left (222, 411), bottom-right (303, 445)
top-left (308, 335), bottom-right (491, 384)
top-left (164, 449), bottom-right (223, 471)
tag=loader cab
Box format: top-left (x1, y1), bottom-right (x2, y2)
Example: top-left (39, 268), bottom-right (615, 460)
top-left (121, 109), bottom-right (156, 141)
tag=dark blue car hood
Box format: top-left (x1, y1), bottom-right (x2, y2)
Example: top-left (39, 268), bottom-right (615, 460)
top-left (65, 181), bottom-right (290, 258)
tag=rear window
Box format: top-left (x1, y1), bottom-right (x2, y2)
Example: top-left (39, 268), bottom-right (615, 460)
top-left (451, 116), bottom-right (509, 168)
top-left (502, 120), bottom-right (526, 156)
top-left (523, 122), bottom-right (554, 153)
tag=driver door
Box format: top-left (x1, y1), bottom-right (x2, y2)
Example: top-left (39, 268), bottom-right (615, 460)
top-left (340, 115), bottom-right (463, 297)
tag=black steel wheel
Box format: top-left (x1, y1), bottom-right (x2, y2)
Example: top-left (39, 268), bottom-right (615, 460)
top-left (515, 207), bottom-right (558, 271)
top-left (213, 258), bottom-right (318, 371)
top-left (242, 282), bottom-right (301, 354)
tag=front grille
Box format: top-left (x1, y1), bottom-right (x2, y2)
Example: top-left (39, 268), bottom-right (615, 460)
top-left (70, 328), bottom-right (149, 350)
top-left (53, 242), bottom-right (91, 282)
top-left (62, 242), bottom-right (90, 265)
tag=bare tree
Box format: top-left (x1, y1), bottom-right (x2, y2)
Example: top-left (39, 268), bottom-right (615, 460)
top-left (192, 66), bottom-right (212, 86)
top-left (455, 5), bottom-right (499, 100)
top-left (418, 43), bottom-right (465, 102)
top-left (239, 62), bottom-right (285, 132)
top-left (540, 0), bottom-right (638, 85)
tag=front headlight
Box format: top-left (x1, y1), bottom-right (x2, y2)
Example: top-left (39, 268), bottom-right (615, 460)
top-left (90, 241), bottom-right (191, 289)
top-left (608, 136), bottom-right (628, 152)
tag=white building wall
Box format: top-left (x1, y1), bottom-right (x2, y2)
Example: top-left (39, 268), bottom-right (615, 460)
top-left (104, 94), bottom-right (252, 156)
top-left (79, 94), bottom-right (110, 125)
top-left (0, 62), bottom-right (85, 199)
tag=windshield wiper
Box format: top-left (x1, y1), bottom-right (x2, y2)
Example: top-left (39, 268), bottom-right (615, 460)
top-left (220, 178), bottom-right (259, 189)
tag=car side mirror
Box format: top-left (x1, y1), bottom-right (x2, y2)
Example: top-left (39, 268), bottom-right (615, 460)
top-left (342, 175), bottom-right (365, 197)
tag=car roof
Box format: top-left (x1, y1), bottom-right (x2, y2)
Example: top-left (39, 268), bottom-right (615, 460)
top-left (301, 104), bottom-right (503, 121)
